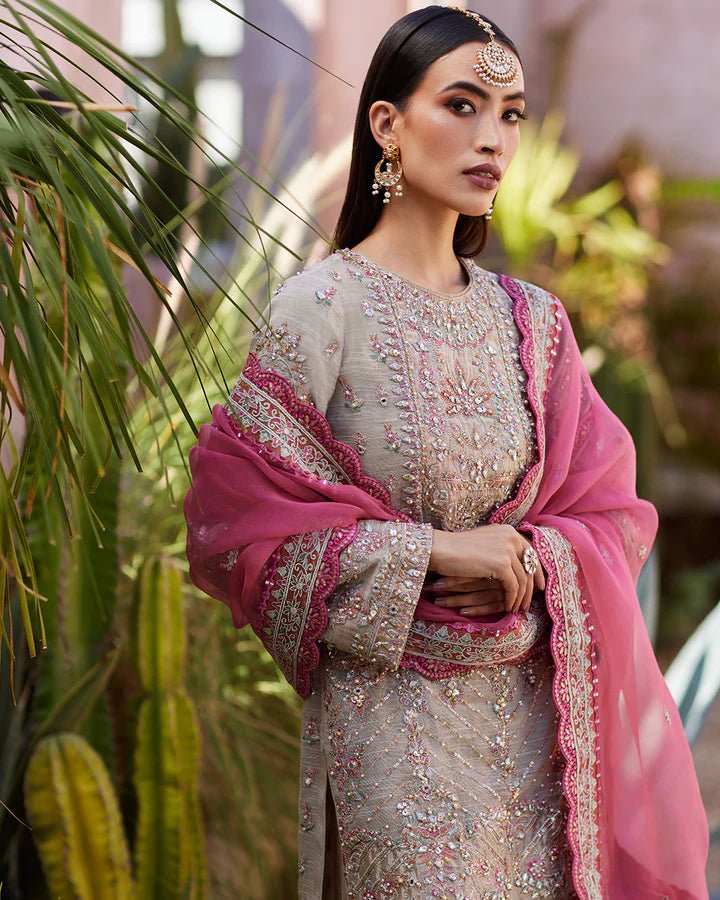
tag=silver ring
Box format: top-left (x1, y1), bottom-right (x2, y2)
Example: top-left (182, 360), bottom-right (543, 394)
top-left (522, 546), bottom-right (538, 576)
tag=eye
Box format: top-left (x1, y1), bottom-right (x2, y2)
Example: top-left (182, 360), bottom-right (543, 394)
top-left (504, 108), bottom-right (529, 123)
top-left (448, 98), bottom-right (475, 114)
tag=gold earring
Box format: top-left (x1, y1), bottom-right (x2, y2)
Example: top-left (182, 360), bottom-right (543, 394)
top-left (372, 143), bottom-right (403, 203)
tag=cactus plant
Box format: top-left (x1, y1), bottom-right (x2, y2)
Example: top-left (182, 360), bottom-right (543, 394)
top-left (24, 732), bottom-right (136, 900)
top-left (133, 557), bottom-right (206, 899)
top-left (23, 557), bottom-right (206, 899)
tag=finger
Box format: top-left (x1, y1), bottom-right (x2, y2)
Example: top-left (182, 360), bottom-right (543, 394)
top-left (427, 576), bottom-right (500, 591)
top-left (434, 595), bottom-right (471, 608)
top-left (533, 556), bottom-right (546, 592)
top-left (460, 600), bottom-right (506, 616)
top-left (509, 554), bottom-right (527, 614)
top-left (435, 590), bottom-right (503, 607)
top-left (521, 568), bottom-right (534, 612)
top-left (500, 566), bottom-right (520, 613)
top-left (431, 584), bottom-right (504, 598)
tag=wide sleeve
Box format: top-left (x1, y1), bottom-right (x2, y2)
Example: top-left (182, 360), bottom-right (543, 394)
top-left (248, 269), bottom-right (434, 673)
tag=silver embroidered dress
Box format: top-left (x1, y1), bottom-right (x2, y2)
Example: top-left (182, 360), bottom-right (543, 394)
top-left (247, 247), bottom-right (574, 899)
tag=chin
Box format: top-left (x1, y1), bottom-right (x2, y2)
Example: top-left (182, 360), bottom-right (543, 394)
top-left (452, 199), bottom-right (493, 218)
top-left (439, 187), bottom-right (493, 217)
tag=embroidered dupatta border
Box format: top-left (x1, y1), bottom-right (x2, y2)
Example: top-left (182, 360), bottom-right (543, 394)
top-left (260, 524), bottom-right (358, 698)
top-left (224, 350), bottom-right (411, 699)
top-left (493, 275), bottom-right (603, 899)
top-left (227, 350), bottom-right (400, 506)
top-left (521, 523), bottom-right (602, 899)
top-left (400, 603), bottom-right (551, 674)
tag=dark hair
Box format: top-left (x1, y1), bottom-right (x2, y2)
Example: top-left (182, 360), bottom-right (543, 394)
top-left (329, 6), bottom-right (522, 260)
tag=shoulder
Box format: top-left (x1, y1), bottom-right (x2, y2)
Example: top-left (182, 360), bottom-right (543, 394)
top-left (479, 265), bottom-right (568, 335)
top-left (246, 253), bottom-right (350, 409)
top-left (249, 253), bottom-right (346, 351)
top-left (479, 266), bottom-right (563, 316)
top-left (267, 251), bottom-right (354, 315)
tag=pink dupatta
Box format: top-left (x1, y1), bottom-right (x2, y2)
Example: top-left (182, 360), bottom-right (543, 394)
top-left (184, 273), bottom-right (708, 898)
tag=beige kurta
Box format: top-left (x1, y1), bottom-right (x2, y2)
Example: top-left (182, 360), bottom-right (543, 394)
top-left (248, 247), bottom-right (574, 899)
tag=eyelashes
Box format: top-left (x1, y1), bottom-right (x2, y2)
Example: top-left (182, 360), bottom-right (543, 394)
top-left (448, 98), bottom-right (529, 122)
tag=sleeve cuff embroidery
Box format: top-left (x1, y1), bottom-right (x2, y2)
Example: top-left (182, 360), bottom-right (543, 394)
top-left (322, 520), bottom-right (435, 670)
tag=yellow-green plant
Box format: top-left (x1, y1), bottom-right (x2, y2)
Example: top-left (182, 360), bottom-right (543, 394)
top-left (23, 556), bottom-right (206, 899)
top-left (133, 556), bottom-right (206, 899)
top-left (24, 732), bottom-right (137, 900)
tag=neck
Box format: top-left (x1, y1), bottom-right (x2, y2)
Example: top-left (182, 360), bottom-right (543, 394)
top-left (351, 193), bottom-right (469, 293)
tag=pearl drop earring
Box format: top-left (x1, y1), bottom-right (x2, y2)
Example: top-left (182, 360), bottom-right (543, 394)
top-left (372, 143), bottom-right (404, 203)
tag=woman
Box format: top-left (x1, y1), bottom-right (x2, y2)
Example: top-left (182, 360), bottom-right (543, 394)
top-left (184, 6), bottom-right (709, 898)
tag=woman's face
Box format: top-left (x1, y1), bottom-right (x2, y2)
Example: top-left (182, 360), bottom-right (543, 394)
top-left (371, 41), bottom-right (526, 216)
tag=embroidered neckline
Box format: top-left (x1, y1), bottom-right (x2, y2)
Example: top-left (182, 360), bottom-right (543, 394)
top-left (337, 246), bottom-right (477, 300)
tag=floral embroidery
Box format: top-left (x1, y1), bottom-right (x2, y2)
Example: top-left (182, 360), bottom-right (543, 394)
top-left (369, 333), bottom-right (387, 361)
top-left (330, 249), bottom-right (549, 531)
top-left (318, 653), bottom-right (574, 898)
top-left (383, 422), bottom-right (402, 452)
top-left (339, 375), bottom-right (364, 411)
top-left (315, 286), bottom-right (337, 305)
top-left (438, 357), bottom-right (494, 417)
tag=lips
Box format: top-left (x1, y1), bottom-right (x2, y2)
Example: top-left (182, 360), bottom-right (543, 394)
top-left (464, 171), bottom-right (500, 190)
top-left (463, 163), bottom-right (502, 181)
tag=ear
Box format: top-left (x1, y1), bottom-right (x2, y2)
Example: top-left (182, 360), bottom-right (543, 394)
top-left (367, 100), bottom-right (402, 150)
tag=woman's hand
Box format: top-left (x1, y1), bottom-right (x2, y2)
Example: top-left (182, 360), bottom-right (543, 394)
top-left (428, 524), bottom-right (546, 614)
top-left (424, 575), bottom-right (511, 616)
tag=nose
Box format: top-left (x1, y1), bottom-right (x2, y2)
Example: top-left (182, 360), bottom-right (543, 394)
top-left (474, 114), bottom-right (504, 156)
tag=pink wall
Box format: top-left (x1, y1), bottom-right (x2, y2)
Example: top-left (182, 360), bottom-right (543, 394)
top-left (523, 0), bottom-right (719, 179)
top-left (312, 0), bottom-right (718, 195)
top-left (0, 0), bottom-right (123, 103)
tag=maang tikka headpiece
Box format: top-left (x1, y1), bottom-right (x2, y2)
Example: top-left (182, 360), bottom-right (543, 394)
top-left (449, 6), bottom-right (519, 87)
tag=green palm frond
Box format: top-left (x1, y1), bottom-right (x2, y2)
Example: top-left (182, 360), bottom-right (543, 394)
top-left (0, 0), bottom-right (335, 658)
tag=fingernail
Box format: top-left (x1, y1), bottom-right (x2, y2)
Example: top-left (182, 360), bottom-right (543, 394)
top-left (434, 600), bottom-right (447, 606)
top-left (434, 578), bottom-right (447, 586)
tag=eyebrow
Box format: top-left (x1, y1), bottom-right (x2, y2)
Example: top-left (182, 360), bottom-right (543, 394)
top-left (438, 80), bottom-right (526, 102)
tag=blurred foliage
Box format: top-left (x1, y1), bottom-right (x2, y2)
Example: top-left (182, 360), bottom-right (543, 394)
top-left (21, 558), bottom-right (205, 900)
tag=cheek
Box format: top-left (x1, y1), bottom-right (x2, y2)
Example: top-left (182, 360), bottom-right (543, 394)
top-left (505, 130), bottom-right (521, 161)
top-left (428, 111), bottom-right (469, 151)
top-left (406, 111), bottom-right (469, 165)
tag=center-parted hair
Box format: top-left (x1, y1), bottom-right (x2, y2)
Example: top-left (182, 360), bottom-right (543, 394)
top-left (330, 5), bottom-right (522, 260)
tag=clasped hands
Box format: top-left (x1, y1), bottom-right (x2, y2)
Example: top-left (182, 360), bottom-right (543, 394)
top-left (425, 524), bottom-right (547, 615)
top-left (423, 573), bottom-right (542, 616)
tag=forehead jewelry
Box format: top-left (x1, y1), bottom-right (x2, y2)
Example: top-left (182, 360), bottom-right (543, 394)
top-left (449, 6), bottom-right (519, 87)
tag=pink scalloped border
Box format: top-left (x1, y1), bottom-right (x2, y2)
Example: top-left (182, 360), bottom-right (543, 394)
top-left (517, 521), bottom-right (601, 899)
top-left (494, 275), bottom-right (600, 899)
top-left (260, 521), bottom-right (359, 699)
top-left (241, 350), bottom-right (412, 512)
top-left (235, 351), bottom-right (413, 699)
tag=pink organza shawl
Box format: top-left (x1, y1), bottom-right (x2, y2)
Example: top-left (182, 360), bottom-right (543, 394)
top-left (184, 273), bottom-right (708, 898)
